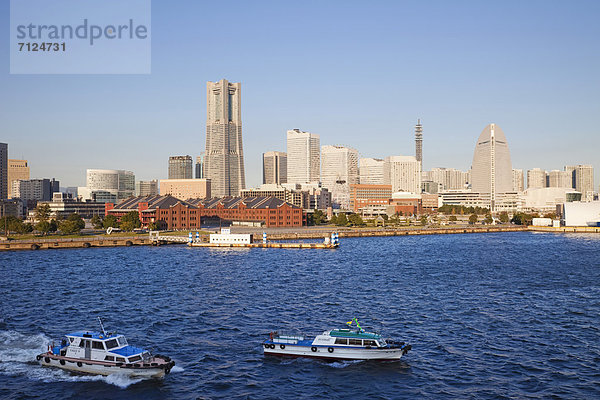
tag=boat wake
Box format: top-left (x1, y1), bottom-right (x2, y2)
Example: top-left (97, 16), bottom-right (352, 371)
top-left (0, 330), bottom-right (145, 388)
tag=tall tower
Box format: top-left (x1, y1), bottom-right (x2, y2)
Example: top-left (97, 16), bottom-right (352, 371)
top-left (168, 155), bottom-right (193, 179)
top-left (0, 143), bottom-right (8, 200)
top-left (286, 129), bottom-right (320, 184)
top-left (415, 119), bottom-right (423, 164)
top-left (205, 79), bottom-right (245, 197)
top-left (263, 151), bottom-right (287, 185)
top-left (471, 123), bottom-right (513, 212)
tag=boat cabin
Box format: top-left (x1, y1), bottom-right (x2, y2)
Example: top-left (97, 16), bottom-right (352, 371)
top-left (57, 331), bottom-right (150, 364)
top-left (312, 329), bottom-right (387, 348)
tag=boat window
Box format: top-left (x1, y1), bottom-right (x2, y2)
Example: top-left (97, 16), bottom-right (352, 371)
top-left (92, 341), bottom-right (105, 350)
top-left (69, 337), bottom-right (74, 343)
top-left (334, 338), bottom-right (348, 345)
top-left (349, 339), bottom-right (362, 346)
top-left (364, 340), bottom-right (376, 346)
top-left (128, 355), bottom-right (142, 363)
top-left (117, 337), bottom-right (128, 347)
top-left (79, 339), bottom-right (90, 348)
top-left (116, 357), bottom-right (125, 362)
top-left (105, 339), bottom-right (119, 349)
top-left (104, 355), bottom-right (115, 361)
top-left (376, 340), bottom-right (387, 347)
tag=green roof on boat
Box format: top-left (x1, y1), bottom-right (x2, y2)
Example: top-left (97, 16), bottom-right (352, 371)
top-left (330, 329), bottom-right (381, 339)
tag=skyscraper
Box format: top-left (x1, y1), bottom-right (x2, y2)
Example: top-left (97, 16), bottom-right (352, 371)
top-left (415, 119), bottom-right (423, 164)
top-left (384, 156), bottom-right (421, 194)
top-left (0, 143), bottom-right (7, 200)
top-left (168, 155), bottom-right (193, 179)
top-left (136, 180), bottom-right (158, 196)
top-left (263, 151), bottom-right (287, 185)
top-left (512, 169), bottom-right (524, 192)
top-left (81, 169), bottom-right (135, 201)
top-left (470, 123), bottom-right (513, 211)
top-left (195, 153), bottom-right (205, 179)
top-left (527, 168), bottom-right (547, 189)
top-left (574, 165), bottom-right (594, 201)
top-left (548, 170), bottom-right (571, 188)
top-left (359, 158), bottom-right (385, 185)
top-left (7, 159), bottom-right (30, 198)
top-left (321, 145), bottom-right (359, 209)
top-left (286, 129), bottom-right (320, 184)
top-left (205, 79), bottom-right (245, 197)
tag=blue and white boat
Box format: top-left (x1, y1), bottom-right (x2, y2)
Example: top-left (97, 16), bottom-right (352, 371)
top-left (263, 319), bottom-right (411, 361)
top-left (37, 319), bottom-right (174, 378)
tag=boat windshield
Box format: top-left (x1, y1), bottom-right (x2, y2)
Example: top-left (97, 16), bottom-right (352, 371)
top-left (105, 338), bottom-right (119, 350)
top-left (117, 337), bottom-right (128, 347)
top-left (377, 339), bottom-right (387, 347)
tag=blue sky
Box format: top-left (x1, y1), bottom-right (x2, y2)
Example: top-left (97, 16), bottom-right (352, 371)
top-left (1, 0), bottom-right (599, 188)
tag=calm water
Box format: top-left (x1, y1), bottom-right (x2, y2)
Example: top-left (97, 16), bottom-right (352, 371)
top-left (1, 232), bottom-right (599, 399)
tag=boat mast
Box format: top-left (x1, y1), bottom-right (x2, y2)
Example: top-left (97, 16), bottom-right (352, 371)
top-left (98, 317), bottom-right (107, 336)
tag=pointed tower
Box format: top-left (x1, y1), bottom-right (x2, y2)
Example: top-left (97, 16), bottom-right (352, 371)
top-left (415, 119), bottom-right (423, 165)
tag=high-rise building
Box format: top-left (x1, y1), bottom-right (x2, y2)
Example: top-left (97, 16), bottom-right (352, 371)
top-left (384, 156), bottom-right (421, 194)
top-left (527, 168), bottom-right (547, 189)
top-left (512, 169), bottom-right (524, 192)
top-left (426, 168), bottom-right (468, 191)
top-left (286, 129), bottom-right (320, 185)
top-left (564, 165), bottom-right (577, 188)
top-left (320, 145), bottom-right (359, 209)
top-left (574, 165), bottom-right (594, 201)
top-left (7, 159), bottom-right (29, 198)
top-left (168, 155), bottom-right (193, 179)
top-left (263, 151), bottom-right (287, 185)
top-left (0, 143), bottom-right (7, 200)
top-left (548, 170), bottom-right (571, 188)
top-left (415, 119), bottom-right (423, 164)
top-left (359, 158), bottom-right (385, 185)
top-left (12, 178), bottom-right (59, 203)
top-left (205, 79), bottom-right (245, 197)
top-left (80, 169), bottom-right (135, 201)
top-left (195, 153), bottom-right (205, 179)
top-left (160, 179), bottom-right (211, 200)
top-left (470, 123), bottom-right (513, 211)
top-left (136, 180), bottom-right (158, 196)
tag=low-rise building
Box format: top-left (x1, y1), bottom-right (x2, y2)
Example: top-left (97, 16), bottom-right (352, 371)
top-left (36, 192), bottom-right (105, 219)
top-left (562, 201), bottom-right (600, 226)
top-left (349, 184), bottom-right (392, 212)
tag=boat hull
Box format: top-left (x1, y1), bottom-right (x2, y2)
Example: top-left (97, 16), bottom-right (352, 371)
top-left (37, 353), bottom-right (171, 378)
top-left (263, 344), bottom-right (408, 361)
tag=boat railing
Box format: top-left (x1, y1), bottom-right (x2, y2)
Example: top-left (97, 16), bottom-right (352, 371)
top-left (269, 331), bottom-right (306, 343)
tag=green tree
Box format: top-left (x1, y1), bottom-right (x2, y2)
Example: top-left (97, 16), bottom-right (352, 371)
top-left (348, 213), bottom-right (364, 226)
top-left (313, 209), bottom-right (326, 225)
top-left (335, 213), bottom-right (348, 226)
top-left (120, 211), bottom-right (141, 232)
top-left (36, 221), bottom-right (51, 235)
top-left (468, 214), bottom-right (478, 224)
top-left (148, 222), bottom-right (160, 231)
top-left (91, 215), bottom-right (104, 229)
top-left (34, 203), bottom-right (52, 234)
top-left (449, 215), bottom-right (458, 222)
top-left (499, 212), bottom-right (509, 223)
top-left (484, 214), bottom-right (493, 224)
top-left (0, 216), bottom-right (25, 233)
top-left (329, 214), bottom-right (338, 225)
top-left (59, 213), bottom-right (85, 234)
top-left (49, 219), bottom-right (58, 233)
top-left (103, 215), bottom-right (119, 229)
top-left (420, 216), bottom-right (428, 226)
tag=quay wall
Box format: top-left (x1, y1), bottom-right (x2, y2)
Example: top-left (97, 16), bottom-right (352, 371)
top-left (0, 236), bottom-right (151, 251)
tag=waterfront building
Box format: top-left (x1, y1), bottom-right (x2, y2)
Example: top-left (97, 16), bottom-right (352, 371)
top-left (12, 178), bottom-right (59, 207)
top-left (522, 187), bottom-right (581, 213)
top-left (168, 156), bottom-right (193, 179)
top-left (548, 170), bottom-right (571, 188)
top-left (439, 190), bottom-right (521, 212)
top-left (512, 169), bottom-right (524, 192)
top-left (527, 168), bottom-right (547, 189)
top-left (0, 143), bottom-right (7, 199)
top-left (359, 158), bottom-right (385, 185)
top-left (425, 168), bottom-right (469, 191)
top-left (263, 151), bottom-right (287, 185)
top-left (574, 165), bottom-right (594, 202)
top-left (205, 79), bottom-right (245, 197)
top-left (195, 153), bottom-right (205, 179)
top-left (562, 201), bottom-right (600, 226)
top-left (81, 169), bottom-right (135, 201)
top-left (7, 159), bottom-right (29, 198)
top-left (37, 192), bottom-right (105, 219)
top-left (136, 180), bottom-right (158, 196)
top-left (321, 145), bottom-right (359, 209)
top-left (415, 119), bottom-right (423, 164)
top-left (383, 156), bottom-right (421, 195)
top-left (159, 179), bottom-right (211, 200)
top-left (286, 129), bottom-right (320, 185)
top-left (349, 184), bottom-right (392, 212)
top-left (106, 195), bottom-right (305, 229)
top-left (241, 184), bottom-right (307, 209)
top-left (471, 123), bottom-right (513, 211)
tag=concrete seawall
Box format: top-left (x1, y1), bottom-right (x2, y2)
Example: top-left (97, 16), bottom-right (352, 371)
top-left (0, 236), bottom-right (151, 251)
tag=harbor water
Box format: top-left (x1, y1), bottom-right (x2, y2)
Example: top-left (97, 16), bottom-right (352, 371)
top-left (1, 232), bottom-right (599, 399)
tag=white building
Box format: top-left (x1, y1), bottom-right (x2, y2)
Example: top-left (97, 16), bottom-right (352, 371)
top-left (547, 170), bottom-right (571, 188)
top-left (286, 129), bottom-right (320, 185)
top-left (263, 151), bottom-right (287, 185)
top-left (574, 165), bottom-right (594, 202)
top-left (80, 169), bottom-right (135, 201)
top-left (384, 156), bottom-right (421, 195)
top-left (527, 168), bottom-right (547, 189)
top-left (359, 158), bottom-right (385, 185)
top-left (321, 145), bottom-right (359, 209)
top-left (563, 201), bottom-right (600, 226)
top-left (424, 168), bottom-right (469, 191)
top-left (512, 169), bottom-right (524, 192)
top-left (522, 187), bottom-right (580, 213)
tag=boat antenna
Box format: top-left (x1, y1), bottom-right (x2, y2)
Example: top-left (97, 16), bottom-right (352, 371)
top-left (98, 317), bottom-right (107, 336)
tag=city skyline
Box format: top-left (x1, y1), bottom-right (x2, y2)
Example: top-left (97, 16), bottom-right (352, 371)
top-left (1, 1), bottom-right (599, 188)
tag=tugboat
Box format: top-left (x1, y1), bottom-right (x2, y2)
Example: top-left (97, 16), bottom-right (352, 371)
top-left (263, 318), bottom-right (411, 361)
top-left (37, 318), bottom-right (175, 378)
